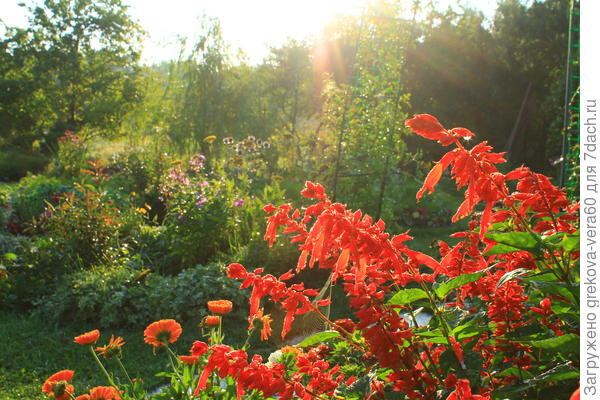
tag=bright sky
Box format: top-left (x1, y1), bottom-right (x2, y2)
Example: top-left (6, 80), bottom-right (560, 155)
top-left (0, 0), bottom-right (498, 65)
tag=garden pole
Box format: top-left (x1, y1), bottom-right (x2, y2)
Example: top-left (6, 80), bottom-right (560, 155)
top-left (331, 3), bottom-right (367, 202)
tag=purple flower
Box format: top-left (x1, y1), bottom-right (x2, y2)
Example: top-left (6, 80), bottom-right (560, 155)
top-left (197, 180), bottom-right (209, 188)
top-left (233, 199), bottom-right (244, 207)
top-left (189, 154), bottom-right (206, 170)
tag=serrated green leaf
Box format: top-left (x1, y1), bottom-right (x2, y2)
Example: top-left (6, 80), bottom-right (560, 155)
top-left (435, 270), bottom-right (487, 298)
top-left (386, 288), bottom-right (428, 306)
top-left (297, 330), bottom-right (341, 347)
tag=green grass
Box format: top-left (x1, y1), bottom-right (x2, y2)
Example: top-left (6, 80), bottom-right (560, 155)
top-left (0, 312), bottom-right (205, 400)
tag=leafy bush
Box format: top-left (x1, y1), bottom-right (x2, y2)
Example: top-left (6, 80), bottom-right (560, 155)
top-left (0, 236), bottom-right (67, 310)
top-left (41, 183), bottom-right (142, 267)
top-left (0, 151), bottom-right (49, 182)
top-left (36, 263), bottom-right (248, 330)
top-left (159, 155), bottom-right (285, 271)
top-left (8, 174), bottom-right (69, 224)
top-left (107, 147), bottom-right (170, 221)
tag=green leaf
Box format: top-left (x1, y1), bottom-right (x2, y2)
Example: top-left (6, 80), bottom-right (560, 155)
top-left (3, 253), bottom-right (17, 261)
top-left (529, 333), bottom-right (579, 353)
top-left (435, 270), bottom-right (487, 298)
top-left (297, 331), bottom-right (341, 347)
top-left (524, 362), bottom-right (579, 384)
top-left (484, 243), bottom-right (523, 256)
top-left (496, 268), bottom-right (530, 288)
top-left (559, 233), bottom-right (580, 253)
top-left (485, 232), bottom-right (542, 255)
top-left (386, 288), bottom-right (428, 306)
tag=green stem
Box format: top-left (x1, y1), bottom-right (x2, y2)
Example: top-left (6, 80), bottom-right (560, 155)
top-left (242, 327), bottom-right (254, 350)
top-left (418, 280), bottom-right (465, 370)
top-left (406, 306), bottom-right (443, 382)
top-left (115, 357), bottom-right (135, 389)
top-left (165, 344), bottom-right (191, 400)
top-left (89, 346), bottom-right (118, 389)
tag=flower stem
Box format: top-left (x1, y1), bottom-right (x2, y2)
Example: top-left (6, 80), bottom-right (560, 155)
top-left (115, 357), bottom-right (135, 389)
top-left (89, 345), bottom-right (119, 389)
top-left (165, 344), bottom-right (191, 400)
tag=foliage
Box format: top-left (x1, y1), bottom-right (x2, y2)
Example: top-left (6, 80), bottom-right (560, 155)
top-left (40, 182), bottom-right (139, 267)
top-left (0, 311), bottom-right (172, 400)
top-left (0, 231), bottom-right (92, 311)
top-left (158, 152), bottom-right (284, 270)
top-left (404, 0), bottom-right (569, 173)
top-left (7, 174), bottom-right (69, 224)
top-left (0, 0), bottom-right (143, 152)
top-left (0, 150), bottom-right (49, 181)
top-left (38, 115), bottom-right (579, 400)
top-left (36, 262), bottom-right (247, 330)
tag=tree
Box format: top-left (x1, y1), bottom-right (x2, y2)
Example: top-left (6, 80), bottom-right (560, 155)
top-left (0, 0), bottom-right (143, 151)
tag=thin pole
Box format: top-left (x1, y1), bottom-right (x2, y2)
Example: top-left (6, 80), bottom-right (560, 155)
top-left (504, 82), bottom-right (532, 156)
top-left (560, 0), bottom-right (575, 187)
top-left (331, 3), bottom-right (368, 202)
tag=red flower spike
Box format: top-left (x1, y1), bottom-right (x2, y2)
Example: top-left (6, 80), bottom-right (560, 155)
top-left (447, 379), bottom-right (490, 400)
top-left (405, 114), bottom-right (447, 141)
top-left (227, 263), bottom-right (248, 279)
top-left (190, 341), bottom-right (209, 356)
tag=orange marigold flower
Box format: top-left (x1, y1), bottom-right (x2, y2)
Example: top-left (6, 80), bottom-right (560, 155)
top-left (74, 329), bottom-right (100, 345)
top-left (207, 300), bottom-right (233, 315)
top-left (95, 335), bottom-right (125, 359)
top-left (144, 319), bottom-right (182, 347)
top-left (280, 346), bottom-right (302, 357)
top-left (41, 370), bottom-right (75, 400)
top-left (179, 355), bottom-right (200, 365)
top-left (203, 315), bottom-right (220, 327)
top-left (76, 395), bottom-right (90, 400)
top-left (89, 386), bottom-right (121, 400)
top-left (250, 308), bottom-right (272, 341)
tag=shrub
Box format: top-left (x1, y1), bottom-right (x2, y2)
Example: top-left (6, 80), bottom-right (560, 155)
top-left (41, 183), bottom-right (142, 267)
top-left (36, 263), bottom-right (248, 330)
top-left (8, 174), bottom-right (69, 224)
top-left (0, 235), bottom-right (67, 310)
top-left (0, 151), bottom-right (49, 182)
top-left (159, 154), bottom-right (286, 271)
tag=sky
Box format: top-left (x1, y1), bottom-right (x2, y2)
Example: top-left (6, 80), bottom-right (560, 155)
top-left (0, 0), bottom-right (499, 65)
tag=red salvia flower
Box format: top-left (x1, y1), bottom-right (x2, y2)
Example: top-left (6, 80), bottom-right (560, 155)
top-left (447, 379), bottom-right (490, 400)
top-left (190, 341), bottom-right (209, 356)
top-left (179, 355), bottom-right (200, 365)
